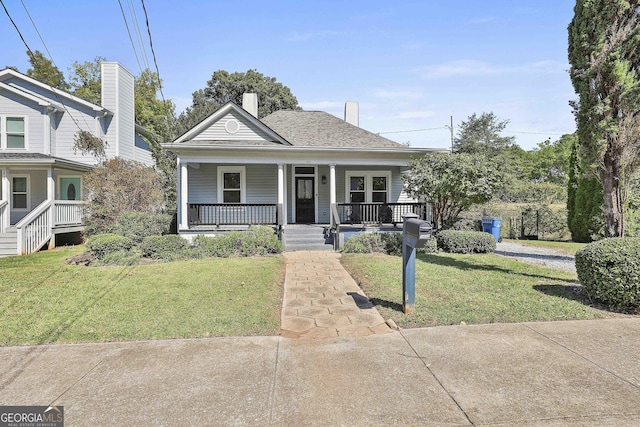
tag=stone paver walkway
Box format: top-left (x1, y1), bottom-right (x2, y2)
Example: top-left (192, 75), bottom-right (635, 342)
top-left (280, 251), bottom-right (392, 339)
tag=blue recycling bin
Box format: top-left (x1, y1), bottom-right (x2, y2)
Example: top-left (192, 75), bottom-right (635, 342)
top-left (482, 217), bottom-right (502, 242)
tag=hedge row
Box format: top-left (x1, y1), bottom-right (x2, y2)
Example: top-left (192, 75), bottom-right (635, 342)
top-left (87, 225), bottom-right (282, 265)
top-left (341, 230), bottom-right (490, 255)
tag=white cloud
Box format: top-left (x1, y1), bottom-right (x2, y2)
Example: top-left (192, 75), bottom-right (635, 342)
top-left (415, 60), bottom-right (566, 79)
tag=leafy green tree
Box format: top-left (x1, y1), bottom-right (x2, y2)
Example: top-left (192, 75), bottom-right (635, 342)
top-left (453, 112), bottom-right (515, 157)
top-left (133, 69), bottom-right (177, 209)
top-left (67, 57), bottom-right (104, 104)
top-left (26, 50), bottom-right (67, 90)
top-left (403, 153), bottom-right (502, 229)
top-left (568, 0), bottom-right (640, 237)
top-left (176, 69), bottom-right (300, 136)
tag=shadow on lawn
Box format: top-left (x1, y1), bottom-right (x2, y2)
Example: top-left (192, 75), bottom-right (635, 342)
top-left (417, 253), bottom-right (579, 284)
top-left (370, 298), bottom-right (404, 313)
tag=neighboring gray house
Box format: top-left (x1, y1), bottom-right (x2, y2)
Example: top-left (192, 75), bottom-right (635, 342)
top-left (163, 95), bottom-right (443, 250)
top-left (0, 62), bottom-right (153, 256)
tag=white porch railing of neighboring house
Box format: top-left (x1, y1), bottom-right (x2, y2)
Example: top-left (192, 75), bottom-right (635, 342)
top-left (15, 200), bottom-right (85, 255)
top-left (0, 200), bottom-right (7, 233)
top-left (55, 200), bottom-right (85, 225)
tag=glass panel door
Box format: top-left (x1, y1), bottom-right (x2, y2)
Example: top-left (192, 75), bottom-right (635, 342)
top-left (59, 177), bottom-right (82, 200)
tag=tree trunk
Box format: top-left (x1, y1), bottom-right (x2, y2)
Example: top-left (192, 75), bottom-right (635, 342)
top-left (601, 148), bottom-right (624, 237)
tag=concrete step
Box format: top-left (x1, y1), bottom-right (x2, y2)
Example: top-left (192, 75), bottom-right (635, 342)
top-left (0, 228), bottom-right (18, 257)
top-left (282, 225), bottom-right (334, 252)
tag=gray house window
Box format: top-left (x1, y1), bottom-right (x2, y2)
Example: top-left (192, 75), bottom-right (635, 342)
top-left (217, 166), bottom-right (246, 203)
top-left (12, 176), bottom-right (28, 210)
top-left (6, 117), bottom-right (26, 149)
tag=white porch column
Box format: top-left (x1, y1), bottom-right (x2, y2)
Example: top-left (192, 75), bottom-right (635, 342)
top-left (47, 167), bottom-right (55, 201)
top-left (329, 164), bottom-right (336, 205)
top-left (179, 159), bottom-right (189, 230)
top-left (277, 163), bottom-right (287, 226)
top-left (1, 168), bottom-right (9, 230)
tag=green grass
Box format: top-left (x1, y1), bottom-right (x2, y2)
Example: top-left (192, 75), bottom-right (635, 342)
top-left (0, 246), bottom-right (284, 346)
top-left (503, 239), bottom-right (586, 255)
top-left (341, 252), bottom-right (610, 328)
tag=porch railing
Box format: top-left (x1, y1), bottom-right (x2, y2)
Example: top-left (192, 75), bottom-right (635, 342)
top-left (0, 200), bottom-right (7, 233)
top-left (336, 202), bottom-right (427, 226)
top-left (16, 200), bottom-right (53, 255)
top-left (188, 203), bottom-right (278, 226)
top-left (55, 200), bottom-right (85, 225)
top-left (15, 200), bottom-right (86, 255)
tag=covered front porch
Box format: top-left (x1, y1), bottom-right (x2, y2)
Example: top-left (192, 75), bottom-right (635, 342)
top-left (0, 157), bottom-right (88, 256)
top-left (176, 160), bottom-right (428, 249)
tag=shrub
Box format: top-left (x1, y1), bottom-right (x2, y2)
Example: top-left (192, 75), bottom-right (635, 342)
top-left (87, 233), bottom-right (134, 259)
top-left (242, 226), bottom-right (282, 255)
top-left (191, 226), bottom-right (282, 258)
top-left (380, 232), bottom-right (403, 256)
top-left (97, 250), bottom-right (141, 266)
top-left (113, 212), bottom-right (172, 243)
top-left (421, 237), bottom-right (438, 254)
top-left (83, 158), bottom-right (165, 235)
top-left (140, 235), bottom-right (189, 261)
top-left (436, 230), bottom-right (496, 254)
top-left (575, 238), bottom-right (640, 311)
top-left (342, 233), bottom-right (384, 254)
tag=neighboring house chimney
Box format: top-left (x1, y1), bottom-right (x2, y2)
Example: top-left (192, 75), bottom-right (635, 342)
top-left (345, 101), bottom-right (359, 126)
top-left (101, 62), bottom-right (135, 159)
top-left (242, 93), bottom-right (258, 118)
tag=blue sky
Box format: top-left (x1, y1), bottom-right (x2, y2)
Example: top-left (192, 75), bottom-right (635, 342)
top-left (2, 0), bottom-right (577, 150)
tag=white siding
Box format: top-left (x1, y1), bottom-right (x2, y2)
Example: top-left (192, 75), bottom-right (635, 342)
top-left (187, 164), bottom-right (278, 204)
top-left (192, 111), bottom-right (274, 142)
top-left (101, 63), bottom-right (136, 161)
top-left (0, 90), bottom-right (45, 153)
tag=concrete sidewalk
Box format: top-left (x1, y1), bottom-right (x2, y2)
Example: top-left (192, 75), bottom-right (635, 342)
top-left (2, 318), bottom-right (640, 426)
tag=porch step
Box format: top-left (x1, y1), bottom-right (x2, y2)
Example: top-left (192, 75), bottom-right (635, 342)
top-left (0, 227), bottom-right (18, 257)
top-left (283, 224), bottom-right (334, 252)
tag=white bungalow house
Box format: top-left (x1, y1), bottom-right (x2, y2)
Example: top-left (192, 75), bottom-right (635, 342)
top-left (0, 62), bottom-right (153, 256)
top-left (163, 94), bottom-right (445, 250)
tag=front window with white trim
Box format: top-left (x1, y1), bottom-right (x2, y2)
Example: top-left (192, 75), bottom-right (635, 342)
top-left (218, 166), bottom-right (246, 203)
top-left (1, 116), bottom-right (28, 149)
top-left (346, 171), bottom-right (391, 203)
top-left (12, 176), bottom-right (29, 210)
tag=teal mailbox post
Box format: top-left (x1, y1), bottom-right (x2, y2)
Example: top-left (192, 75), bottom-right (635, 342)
top-left (402, 213), bottom-right (432, 314)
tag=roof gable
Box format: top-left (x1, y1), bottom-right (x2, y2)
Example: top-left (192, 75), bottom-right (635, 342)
top-left (173, 102), bottom-right (290, 146)
top-left (0, 68), bottom-right (108, 114)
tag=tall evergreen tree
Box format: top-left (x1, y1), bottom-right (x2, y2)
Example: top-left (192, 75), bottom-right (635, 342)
top-left (568, 0), bottom-right (640, 237)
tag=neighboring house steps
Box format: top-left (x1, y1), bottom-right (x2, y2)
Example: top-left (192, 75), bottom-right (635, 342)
top-left (283, 224), bottom-right (334, 252)
top-left (0, 227), bottom-right (17, 257)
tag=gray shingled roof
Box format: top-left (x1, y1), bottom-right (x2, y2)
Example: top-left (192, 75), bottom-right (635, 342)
top-left (0, 152), bottom-right (56, 159)
top-left (261, 110), bottom-right (405, 148)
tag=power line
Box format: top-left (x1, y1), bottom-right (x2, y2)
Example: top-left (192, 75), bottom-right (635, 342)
top-left (127, 0), bottom-right (150, 70)
top-left (378, 126), bottom-right (447, 135)
top-left (140, 0), bottom-right (175, 121)
top-left (3, 0), bottom-right (98, 137)
top-left (117, 0), bottom-right (143, 74)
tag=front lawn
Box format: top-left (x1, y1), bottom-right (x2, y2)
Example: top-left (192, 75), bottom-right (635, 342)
top-left (0, 247), bottom-right (285, 346)
top-left (341, 252), bottom-right (611, 328)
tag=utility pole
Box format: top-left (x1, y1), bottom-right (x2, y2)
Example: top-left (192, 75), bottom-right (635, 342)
top-left (450, 115), bottom-right (454, 152)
